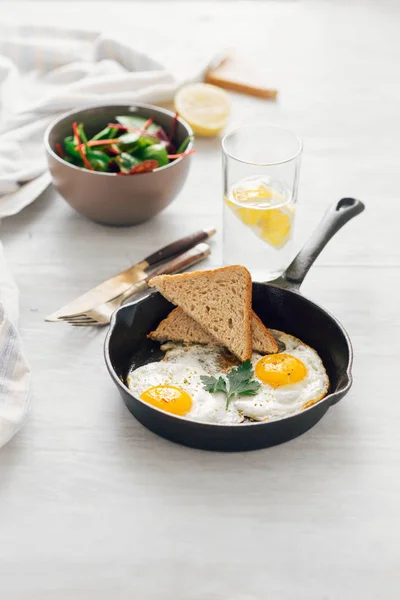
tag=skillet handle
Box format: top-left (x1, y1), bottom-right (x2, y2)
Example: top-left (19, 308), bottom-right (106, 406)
top-left (279, 198), bottom-right (365, 289)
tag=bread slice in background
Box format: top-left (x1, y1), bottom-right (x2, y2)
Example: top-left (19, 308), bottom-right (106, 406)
top-left (149, 307), bottom-right (278, 354)
top-left (205, 54), bottom-right (278, 100)
top-left (149, 265), bottom-right (252, 360)
top-left (249, 312), bottom-right (278, 354)
top-left (149, 307), bottom-right (214, 345)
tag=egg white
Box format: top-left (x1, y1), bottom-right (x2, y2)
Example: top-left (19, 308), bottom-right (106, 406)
top-left (127, 331), bottom-right (329, 425)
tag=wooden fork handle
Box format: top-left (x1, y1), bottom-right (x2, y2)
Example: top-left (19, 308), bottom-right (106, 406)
top-left (148, 242), bottom-right (211, 279)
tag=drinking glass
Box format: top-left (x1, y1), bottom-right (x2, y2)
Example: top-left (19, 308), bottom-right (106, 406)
top-left (222, 125), bottom-right (302, 281)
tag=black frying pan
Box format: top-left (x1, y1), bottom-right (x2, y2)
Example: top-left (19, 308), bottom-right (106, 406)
top-left (105, 198), bottom-right (365, 451)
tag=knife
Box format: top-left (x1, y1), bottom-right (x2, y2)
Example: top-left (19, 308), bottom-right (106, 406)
top-left (58, 242), bottom-right (212, 325)
top-left (46, 228), bottom-right (216, 321)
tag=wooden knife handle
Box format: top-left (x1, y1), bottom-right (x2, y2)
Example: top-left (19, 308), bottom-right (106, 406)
top-left (148, 243), bottom-right (211, 279)
top-left (115, 243), bottom-right (211, 305)
top-left (143, 229), bottom-right (215, 268)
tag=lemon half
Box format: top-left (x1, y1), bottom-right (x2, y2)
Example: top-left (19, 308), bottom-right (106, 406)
top-left (175, 83), bottom-right (231, 136)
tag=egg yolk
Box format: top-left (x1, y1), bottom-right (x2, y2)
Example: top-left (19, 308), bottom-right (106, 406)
top-left (255, 353), bottom-right (307, 388)
top-left (140, 385), bottom-right (192, 416)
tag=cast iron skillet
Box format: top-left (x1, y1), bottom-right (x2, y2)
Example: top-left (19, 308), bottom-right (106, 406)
top-left (105, 198), bottom-right (365, 451)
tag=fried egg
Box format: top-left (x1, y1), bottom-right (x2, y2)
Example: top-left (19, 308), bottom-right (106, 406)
top-left (127, 354), bottom-right (243, 424)
top-left (126, 331), bottom-right (329, 425)
top-left (234, 330), bottom-right (330, 421)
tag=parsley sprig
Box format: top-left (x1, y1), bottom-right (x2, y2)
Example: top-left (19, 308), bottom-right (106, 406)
top-left (200, 359), bottom-right (261, 409)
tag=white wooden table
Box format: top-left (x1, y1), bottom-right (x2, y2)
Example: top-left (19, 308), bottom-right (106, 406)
top-left (1, 1), bottom-right (399, 598)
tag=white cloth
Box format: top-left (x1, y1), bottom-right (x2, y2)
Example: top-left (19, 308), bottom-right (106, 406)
top-left (0, 24), bottom-right (215, 447)
top-left (0, 242), bottom-right (32, 449)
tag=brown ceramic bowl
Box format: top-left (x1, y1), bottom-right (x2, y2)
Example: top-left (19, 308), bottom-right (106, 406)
top-left (44, 104), bottom-right (193, 226)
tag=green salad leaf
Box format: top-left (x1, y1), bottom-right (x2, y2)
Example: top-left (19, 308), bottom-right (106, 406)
top-left (177, 135), bottom-right (193, 154)
top-left (116, 115), bottom-right (159, 134)
top-left (116, 152), bottom-right (140, 173)
top-left (86, 150), bottom-right (110, 172)
top-left (91, 126), bottom-right (118, 142)
top-left (77, 123), bottom-right (88, 144)
top-left (118, 132), bottom-right (158, 153)
top-left (64, 136), bottom-right (82, 160)
top-left (118, 132), bottom-right (141, 146)
top-left (141, 143), bottom-right (169, 167)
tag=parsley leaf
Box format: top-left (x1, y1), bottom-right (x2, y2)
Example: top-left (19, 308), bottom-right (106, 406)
top-left (200, 375), bottom-right (227, 395)
top-left (232, 379), bottom-right (262, 396)
top-left (226, 359), bottom-right (261, 408)
top-left (201, 359), bottom-right (262, 410)
top-left (226, 359), bottom-right (254, 396)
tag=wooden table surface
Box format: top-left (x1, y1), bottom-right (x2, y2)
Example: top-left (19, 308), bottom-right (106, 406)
top-left (1, 1), bottom-right (399, 598)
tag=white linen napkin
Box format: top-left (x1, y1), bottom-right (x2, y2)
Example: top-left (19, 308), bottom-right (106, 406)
top-left (0, 241), bottom-right (32, 449)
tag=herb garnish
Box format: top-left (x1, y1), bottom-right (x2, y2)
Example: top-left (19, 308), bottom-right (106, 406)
top-left (201, 359), bottom-right (261, 409)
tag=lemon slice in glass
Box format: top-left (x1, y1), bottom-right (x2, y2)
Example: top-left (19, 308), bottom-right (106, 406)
top-left (258, 207), bottom-right (293, 248)
top-left (175, 83), bottom-right (231, 136)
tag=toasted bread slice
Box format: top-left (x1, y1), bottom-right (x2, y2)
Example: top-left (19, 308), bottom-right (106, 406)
top-left (250, 312), bottom-right (279, 354)
top-left (148, 307), bottom-right (278, 354)
top-left (149, 307), bottom-right (214, 345)
top-left (149, 265), bottom-right (252, 360)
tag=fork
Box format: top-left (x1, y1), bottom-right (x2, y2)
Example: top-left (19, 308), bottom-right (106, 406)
top-left (57, 242), bottom-right (211, 327)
